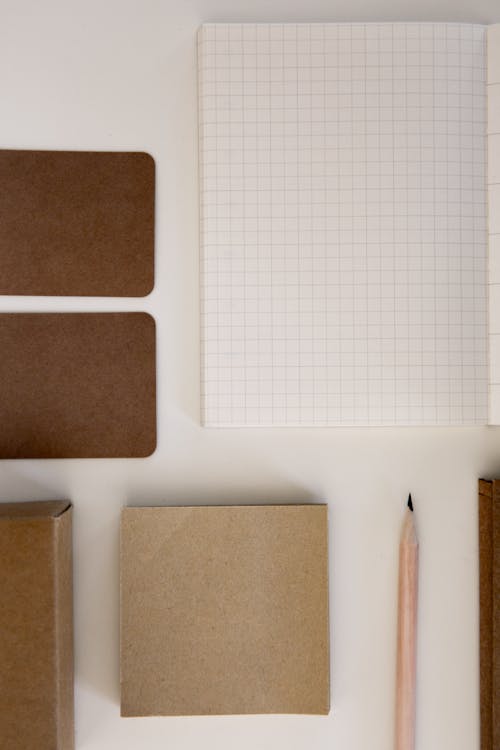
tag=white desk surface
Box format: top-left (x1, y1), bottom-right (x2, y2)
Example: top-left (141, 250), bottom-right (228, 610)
top-left (0, 1), bottom-right (499, 749)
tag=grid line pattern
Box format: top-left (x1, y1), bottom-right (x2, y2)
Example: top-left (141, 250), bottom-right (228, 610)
top-left (487, 24), bottom-right (500, 423)
top-left (199, 23), bottom-right (488, 426)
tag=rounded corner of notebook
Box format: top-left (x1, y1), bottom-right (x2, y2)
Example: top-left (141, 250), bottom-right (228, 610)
top-left (133, 311), bottom-right (156, 330)
top-left (138, 275), bottom-right (155, 298)
top-left (139, 435), bottom-right (157, 458)
top-left (138, 150), bottom-right (156, 173)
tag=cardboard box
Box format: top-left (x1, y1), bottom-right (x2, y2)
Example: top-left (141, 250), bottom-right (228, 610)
top-left (0, 501), bottom-right (74, 750)
top-left (120, 504), bottom-right (330, 716)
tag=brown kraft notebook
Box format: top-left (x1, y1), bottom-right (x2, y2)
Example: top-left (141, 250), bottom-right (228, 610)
top-left (0, 501), bottom-right (73, 750)
top-left (0, 150), bottom-right (154, 296)
top-left (0, 313), bottom-right (156, 458)
top-left (478, 479), bottom-right (500, 750)
top-left (120, 504), bottom-right (330, 716)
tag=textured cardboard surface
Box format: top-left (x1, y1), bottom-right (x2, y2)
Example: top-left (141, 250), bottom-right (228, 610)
top-left (478, 480), bottom-right (500, 750)
top-left (120, 504), bottom-right (330, 716)
top-left (0, 500), bottom-right (74, 750)
top-left (0, 313), bottom-right (156, 458)
top-left (0, 149), bottom-right (154, 296)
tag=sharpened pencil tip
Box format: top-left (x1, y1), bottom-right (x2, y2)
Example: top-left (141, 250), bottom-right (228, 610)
top-left (407, 494), bottom-right (413, 512)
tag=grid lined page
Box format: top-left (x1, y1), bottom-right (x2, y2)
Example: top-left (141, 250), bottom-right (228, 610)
top-left (487, 24), bottom-right (500, 423)
top-left (199, 23), bottom-right (487, 426)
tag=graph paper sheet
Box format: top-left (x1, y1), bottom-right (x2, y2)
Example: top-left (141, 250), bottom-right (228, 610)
top-left (198, 23), bottom-right (488, 426)
top-left (487, 25), bottom-right (500, 424)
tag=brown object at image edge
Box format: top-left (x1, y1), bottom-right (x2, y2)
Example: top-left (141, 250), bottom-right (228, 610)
top-left (0, 501), bottom-right (74, 750)
top-left (55, 503), bottom-right (74, 750)
top-left (395, 496), bottom-right (419, 750)
top-left (478, 479), bottom-right (500, 750)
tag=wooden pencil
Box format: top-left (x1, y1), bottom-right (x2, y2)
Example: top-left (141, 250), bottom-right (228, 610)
top-left (395, 494), bottom-right (419, 750)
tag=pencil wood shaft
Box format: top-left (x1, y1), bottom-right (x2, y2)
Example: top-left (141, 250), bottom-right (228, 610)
top-left (395, 510), bottom-right (419, 750)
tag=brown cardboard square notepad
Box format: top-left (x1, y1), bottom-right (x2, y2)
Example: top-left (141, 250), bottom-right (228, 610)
top-left (0, 149), bottom-right (154, 296)
top-left (0, 313), bottom-right (156, 458)
top-left (120, 504), bottom-right (330, 716)
top-left (0, 501), bottom-right (73, 750)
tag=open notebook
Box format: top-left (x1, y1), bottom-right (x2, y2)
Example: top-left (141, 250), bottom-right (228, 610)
top-left (199, 23), bottom-right (500, 426)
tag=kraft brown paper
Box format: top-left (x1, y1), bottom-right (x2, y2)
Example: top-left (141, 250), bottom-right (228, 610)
top-left (120, 504), bottom-right (330, 717)
top-left (0, 501), bottom-right (74, 750)
top-left (0, 150), bottom-right (154, 296)
top-left (0, 313), bottom-right (156, 458)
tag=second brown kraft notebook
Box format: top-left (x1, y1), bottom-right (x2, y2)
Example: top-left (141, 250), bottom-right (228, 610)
top-left (0, 150), bottom-right (154, 296)
top-left (0, 313), bottom-right (156, 458)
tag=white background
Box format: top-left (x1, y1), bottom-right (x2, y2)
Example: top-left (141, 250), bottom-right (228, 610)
top-left (0, 1), bottom-right (499, 749)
